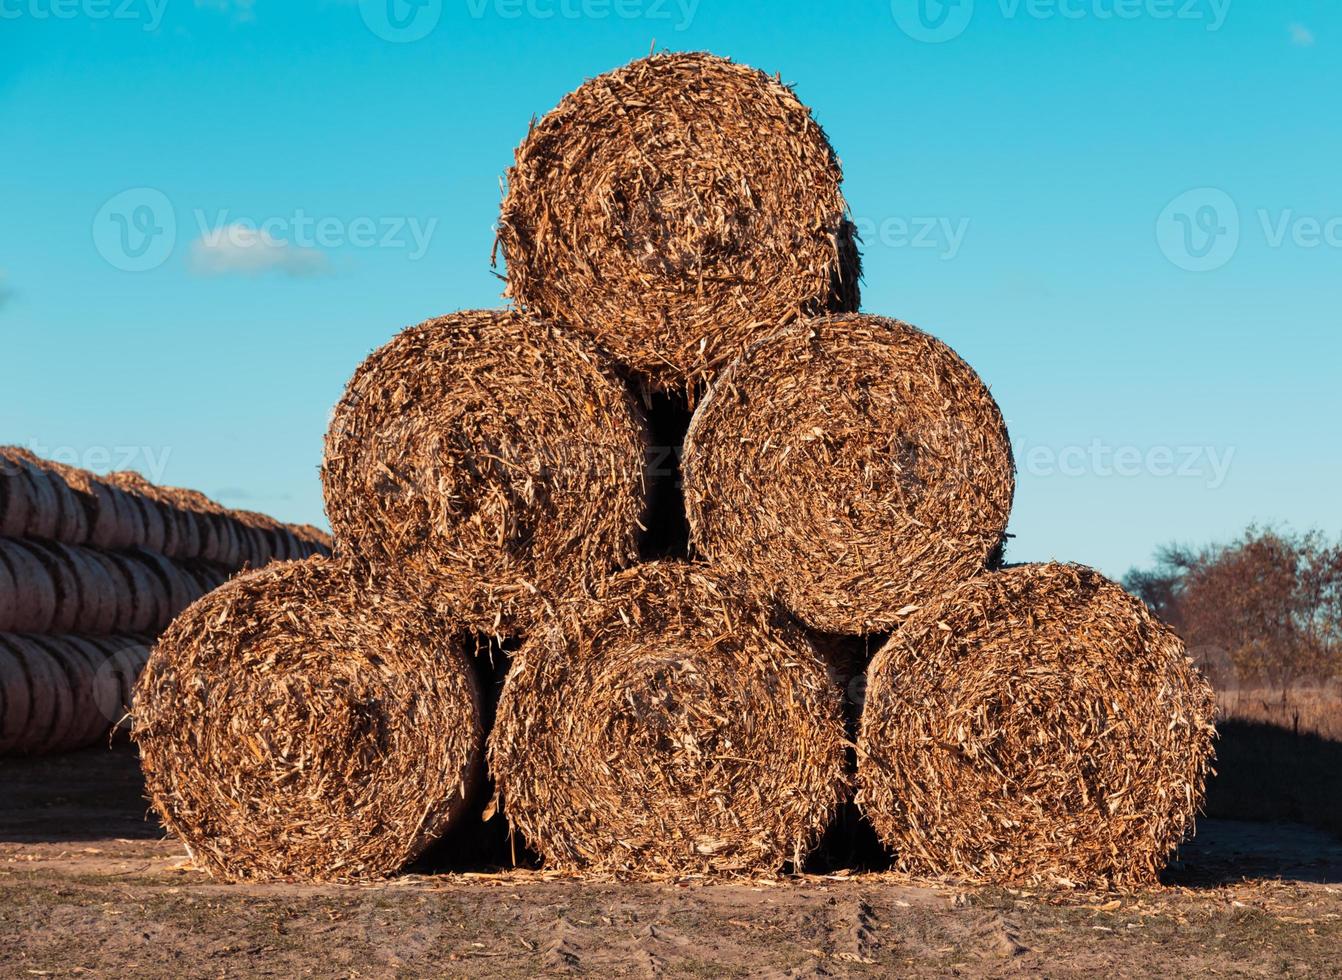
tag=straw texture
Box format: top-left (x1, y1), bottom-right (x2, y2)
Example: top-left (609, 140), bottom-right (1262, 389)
top-left (683, 313), bottom-right (1015, 634)
top-left (322, 309), bottom-right (649, 636)
top-left (133, 557), bottom-right (483, 882)
top-left (496, 52), bottom-right (861, 390)
top-left (488, 562), bottom-right (848, 875)
top-left (857, 562), bottom-right (1217, 888)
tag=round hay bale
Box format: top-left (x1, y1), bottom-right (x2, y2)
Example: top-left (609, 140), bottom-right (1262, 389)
top-left (856, 562), bottom-right (1217, 888)
top-left (107, 471), bottom-right (179, 556)
top-left (90, 636), bottom-right (151, 735)
top-left (0, 449), bottom-right (34, 538)
top-left (496, 52), bottom-right (860, 392)
top-left (0, 540), bottom-right (57, 634)
top-left (27, 541), bottom-right (83, 634)
top-left (0, 640), bottom-right (33, 753)
top-left (489, 562), bottom-right (848, 874)
top-left (86, 551), bottom-right (135, 634)
top-left (66, 544), bottom-right (120, 635)
top-left (51, 465), bottom-right (142, 551)
top-left (4, 635), bottom-right (73, 753)
top-left (17, 459), bottom-right (60, 541)
top-left (288, 523), bottom-right (333, 558)
top-left (323, 309), bottom-right (650, 636)
top-left (103, 552), bottom-right (164, 635)
top-left (682, 313), bottom-right (1016, 634)
top-left (30, 636), bottom-right (107, 750)
top-left (29, 457), bottom-right (89, 544)
top-left (133, 557), bottom-right (485, 882)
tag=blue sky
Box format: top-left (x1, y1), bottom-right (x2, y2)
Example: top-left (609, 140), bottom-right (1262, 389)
top-left (2, 0), bottom-right (1338, 578)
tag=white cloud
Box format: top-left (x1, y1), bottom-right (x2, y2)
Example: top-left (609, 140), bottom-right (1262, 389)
top-left (1289, 23), bottom-right (1315, 47)
top-left (190, 224), bottom-right (331, 278)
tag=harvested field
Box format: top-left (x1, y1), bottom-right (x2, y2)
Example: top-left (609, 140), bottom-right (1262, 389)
top-left (495, 51), bottom-right (861, 391)
top-left (4, 745), bottom-right (1342, 978)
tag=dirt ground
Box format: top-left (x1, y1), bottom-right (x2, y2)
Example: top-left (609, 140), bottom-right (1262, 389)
top-left (3, 747), bottom-right (1342, 978)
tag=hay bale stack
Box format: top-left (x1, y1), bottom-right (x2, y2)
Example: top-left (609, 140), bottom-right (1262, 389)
top-left (0, 632), bottom-right (148, 753)
top-left (323, 309), bottom-right (649, 636)
top-left (133, 557), bottom-right (484, 882)
top-left (682, 313), bottom-right (1015, 634)
top-left (856, 563), bottom-right (1217, 887)
top-left (0, 538), bottom-right (220, 636)
top-left (489, 562), bottom-right (847, 874)
top-left (1, 448), bottom-right (89, 543)
top-left (496, 52), bottom-right (860, 391)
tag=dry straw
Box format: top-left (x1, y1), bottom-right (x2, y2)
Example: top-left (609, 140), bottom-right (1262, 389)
top-left (683, 313), bottom-right (1016, 634)
top-left (488, 562), bottom-right (848, 875)
top-left (323, 309), bottom-right (649, 637)
top-left (856, 562), bottom-right (1217, 888)
top-left (495, 51), bottom-right (861, 391)
top-left (133, 557), bottom-right (484, 882)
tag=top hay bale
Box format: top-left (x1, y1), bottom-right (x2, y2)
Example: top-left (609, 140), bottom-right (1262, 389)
top-left (322, 310), bottom-right (649, 636)
top-left (495, 51), bottom-right (861, 391)
top-left (683, 313), bottom-right (1015, 634)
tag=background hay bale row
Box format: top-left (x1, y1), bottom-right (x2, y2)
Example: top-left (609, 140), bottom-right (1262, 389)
top-left (0, 633), bottom-right (149, 754)
top-left (856, 562), bottom-right (1217, 888)
top-left (1, 448), bottom-right (330, 756)
top-left (1, 447), bottom-right (330, 566)
top-left (0, 537), bottom-right (229, 635)
top-left (133, 557), bottom-right (484, 882)
top-left (682, 313), bottom-right (1016, 635)
top-left (488, 562), bottom-right (848, 874)
top-left (496, 52), bottom-right (861, 392)
top-left (323, 309), bottom-right (650, 636)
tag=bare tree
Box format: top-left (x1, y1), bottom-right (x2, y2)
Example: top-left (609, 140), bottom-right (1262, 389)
top-left (1126, 528), bottom-right (1342, 704)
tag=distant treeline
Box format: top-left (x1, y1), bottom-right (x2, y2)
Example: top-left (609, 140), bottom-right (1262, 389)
top-left (1125, 527), bottom-right (1342, 699)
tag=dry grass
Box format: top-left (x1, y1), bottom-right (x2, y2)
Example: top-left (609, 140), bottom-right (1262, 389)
top-left (495, 51), bottom-right (861, 391)
top-left (857, 562), bottom-right (1217, 888)
top-left (133, 557), bottom-right (484, 882)
top-left (1216, 686), bottom-right (1342, 740)
top-left (488, 561), bottom-right (848, 875)
top-left (682, 313), bottom-right (1015, 634)
top-left (322, 309), bottom-right (650, 638)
